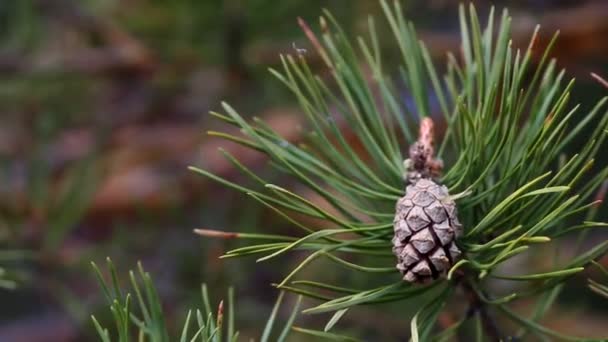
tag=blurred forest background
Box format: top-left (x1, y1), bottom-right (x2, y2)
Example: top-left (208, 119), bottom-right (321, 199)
top-left (1, 0), bottom-right (608, 341)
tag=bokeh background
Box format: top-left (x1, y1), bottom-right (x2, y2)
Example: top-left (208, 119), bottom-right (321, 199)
top-left (1, 0), bottom-right (608, 341)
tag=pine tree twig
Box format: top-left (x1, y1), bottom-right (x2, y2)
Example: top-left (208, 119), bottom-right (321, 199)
top-left (197, 3), bottom-right (608, 339)
top-left (458, 274), bottom-right (504, 342)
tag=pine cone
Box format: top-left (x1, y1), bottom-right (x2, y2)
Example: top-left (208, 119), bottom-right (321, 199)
top-left (392, 178), bottom-right (462, 283)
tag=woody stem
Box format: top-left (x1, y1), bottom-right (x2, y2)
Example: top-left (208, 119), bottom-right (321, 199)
top-left (459, 275), bottom-right (503, 341)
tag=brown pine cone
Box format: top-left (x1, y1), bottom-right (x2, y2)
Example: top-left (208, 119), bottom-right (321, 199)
top-left (392, 178), bottom-right (462, 283)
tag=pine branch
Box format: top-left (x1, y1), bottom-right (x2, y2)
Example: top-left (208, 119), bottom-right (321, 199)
top-left (458, 274), bottom-right (503, 342)
top-left (193, 0), bottom-right (608, 339)
top-left (90, 258), bottom-right (309, 342)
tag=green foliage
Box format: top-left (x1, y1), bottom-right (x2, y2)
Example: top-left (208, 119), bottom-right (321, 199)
top-left (0, 0), bottom-right (41, 50)
top-left (0, 250), bottom-right (26, 289)
top-left (588, 261), bottom-right (608, 300)
top-left (193, 0), bottom-right (608, 339)
top-left (0, 114), bottom-right (100, 252)
top-left (91, 258), bottom-right (304, 342)
top-left (0, 113), bottom-right (99, 295)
